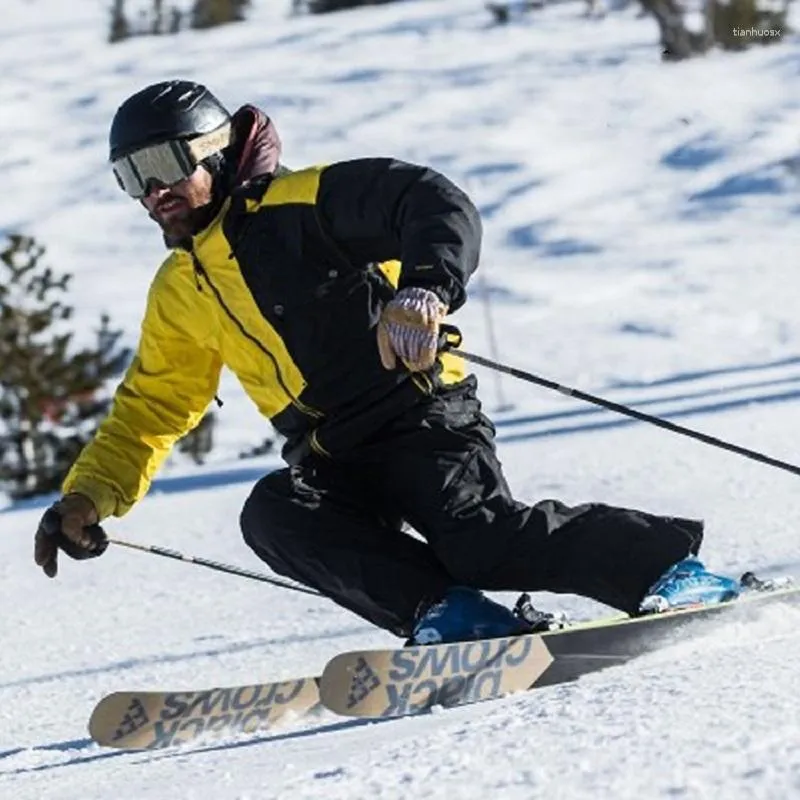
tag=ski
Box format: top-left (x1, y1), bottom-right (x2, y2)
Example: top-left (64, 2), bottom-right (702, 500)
top-left (88, 676), bottom-right (322, 749)
top-left (89, 574), bottom-right (798, 748)
top-left (319, 579), bottom-right (800, 719)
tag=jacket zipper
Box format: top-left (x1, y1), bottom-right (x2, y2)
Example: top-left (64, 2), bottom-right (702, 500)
top-left (191, 253), bottom-right (323, 421)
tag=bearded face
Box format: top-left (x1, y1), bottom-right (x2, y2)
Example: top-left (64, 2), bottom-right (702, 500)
top-left (141, 165), bottom-right (215, 242)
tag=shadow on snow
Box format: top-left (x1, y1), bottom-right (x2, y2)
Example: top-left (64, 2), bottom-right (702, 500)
top-left (0, 626), bottom-right (367, 692)
top-left (1, 464), bottom-right (276, 515)
top-left (493, 372), bottom-right (800, 431)
top-left (496, 385), bottom-right (800, 445)
top-left (0, 716), bottom-right (393, 777)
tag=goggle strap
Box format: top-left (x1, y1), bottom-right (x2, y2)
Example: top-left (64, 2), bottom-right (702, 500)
top-left (186, 123), bottom-right (232, 164)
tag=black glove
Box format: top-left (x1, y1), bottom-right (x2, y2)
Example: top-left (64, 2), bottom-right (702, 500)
top-left (34, 493), bottom-right (108, 578)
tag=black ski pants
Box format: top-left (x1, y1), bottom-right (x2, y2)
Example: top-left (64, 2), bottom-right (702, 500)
top-left (240, 379), bottom-right (703, 637)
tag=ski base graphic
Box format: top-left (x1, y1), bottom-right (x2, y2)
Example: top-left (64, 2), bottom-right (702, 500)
top-left (320, 583), bottom-right (800, 718)
top-left (88, 579), bottom-right (800, 748)
top-left (89, 677), bottom-right (321, 749)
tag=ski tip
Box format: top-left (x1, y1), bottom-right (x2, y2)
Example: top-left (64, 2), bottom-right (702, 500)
top-left (319, 654), bottom-right (357, 715)
top-left (320, 650), bottom-right (396, 717)
top-left (87, 691), bottom-right (142, 745)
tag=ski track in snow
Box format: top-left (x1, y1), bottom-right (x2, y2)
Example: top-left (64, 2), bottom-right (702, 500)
top-left (4, 0), bottom-right (800, 797)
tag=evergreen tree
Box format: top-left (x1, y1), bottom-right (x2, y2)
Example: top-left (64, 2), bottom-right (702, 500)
top-left (178, 411), bottom-right (217, 465)
top-left (0, 235), bottom-right (131, 500)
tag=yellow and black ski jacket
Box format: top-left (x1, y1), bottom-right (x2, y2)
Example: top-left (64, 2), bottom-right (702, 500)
top-left (63, 157), bottom-right (480, 520)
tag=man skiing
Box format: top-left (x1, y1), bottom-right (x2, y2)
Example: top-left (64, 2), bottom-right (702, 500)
top-left (33, 80), bottom-right (739, 643)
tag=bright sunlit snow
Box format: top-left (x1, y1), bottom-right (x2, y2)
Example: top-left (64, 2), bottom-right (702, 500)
top-left (3, 0), bottom-right (800, 797)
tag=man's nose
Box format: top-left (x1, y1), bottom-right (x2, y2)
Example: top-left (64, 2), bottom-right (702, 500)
top-left (143, 179), bottom-right (170, 200)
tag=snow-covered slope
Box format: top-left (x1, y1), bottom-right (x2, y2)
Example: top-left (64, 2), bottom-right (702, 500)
top-left (3, 1), bottom-right (800, 797)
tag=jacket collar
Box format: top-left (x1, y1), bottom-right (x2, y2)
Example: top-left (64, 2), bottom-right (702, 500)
top-left (167, 104), bottom-right (283, 250)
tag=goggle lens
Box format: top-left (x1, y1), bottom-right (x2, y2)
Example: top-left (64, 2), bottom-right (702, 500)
top-left (112, 140), bottom-right (194, 199)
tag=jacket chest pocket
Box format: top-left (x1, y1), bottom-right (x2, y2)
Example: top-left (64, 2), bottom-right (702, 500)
top-left (268, 259), bottom-right (365, 318)
top-left (239, 226), bottom-right (367, 349)
top-left (258, 265), bottom-right (337, 331)
top-left (279, 274), bottom-right (377, 370)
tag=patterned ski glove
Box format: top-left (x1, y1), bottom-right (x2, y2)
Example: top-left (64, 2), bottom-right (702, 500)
top-left (377, 286), bottom-right (448, 372)
top-left (34, 493), bottom-right (108, 578)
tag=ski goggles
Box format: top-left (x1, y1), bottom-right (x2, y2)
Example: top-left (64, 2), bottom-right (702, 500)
top-left (111, 123), bottom-right (232, 199)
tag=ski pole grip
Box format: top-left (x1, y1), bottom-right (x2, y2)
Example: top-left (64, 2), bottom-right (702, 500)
top-left (438, 323), bottom-right (462, 352)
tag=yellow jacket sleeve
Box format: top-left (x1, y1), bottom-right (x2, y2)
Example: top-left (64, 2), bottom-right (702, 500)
top-left (62, 282), bottom-right (222, 520)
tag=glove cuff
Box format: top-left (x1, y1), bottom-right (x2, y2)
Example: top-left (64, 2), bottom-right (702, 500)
top-left (392, 286), bottom-right (448, 316)
top-left (60, 479), bottom-right (117, 521)
top-left (396, 281), bottom-right (451, 308)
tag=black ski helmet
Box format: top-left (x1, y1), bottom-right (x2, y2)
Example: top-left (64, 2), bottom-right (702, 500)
top-left (109, 80), bottom-right (231, 162)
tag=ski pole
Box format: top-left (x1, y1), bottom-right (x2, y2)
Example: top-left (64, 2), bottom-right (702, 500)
top-left (441, 325), bottom-right (800, 479)
top-left (108, 536), bottom-right (322, 596)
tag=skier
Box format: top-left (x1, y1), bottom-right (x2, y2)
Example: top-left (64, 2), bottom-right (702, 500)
top-left (33, 80), bottom-right (739, 643)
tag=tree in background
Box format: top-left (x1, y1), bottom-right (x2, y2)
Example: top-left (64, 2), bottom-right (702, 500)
top-left (191, 0), bottom-right (251, 28)
top-left (178, 411), bottom-right (217, 465)
top-left (638, 0), bottom-right (712, 58)
top-left (0, 235), bottom-right (131, 500)
top-left (109, 0), bottom-right (132, 43)
top-left (484, 0), bottom-right (788, 59)
top-left (708, 0), bottom-right (788, 50)
top-left (238, 435), bottom-right (275, 460)
top-left (150, 0), bottom-right (182, 36)
top-left (109, 0), bottom-right (250, 43)
top-left (640, 0), bottom-right (789, 60)
top-left (301, 0), bottom-right (398, 14)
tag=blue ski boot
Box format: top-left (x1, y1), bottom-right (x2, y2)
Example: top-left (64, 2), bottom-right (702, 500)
top-left (408, 587), bottom-right (530, 646)
top-left (639, 556), bottom-right (740, 614)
